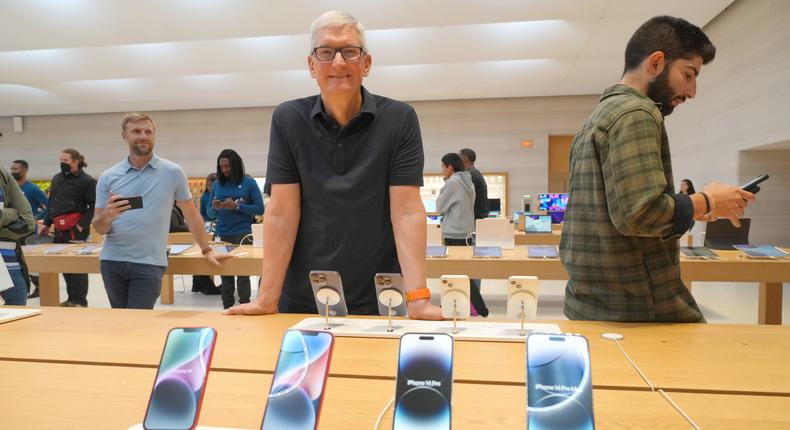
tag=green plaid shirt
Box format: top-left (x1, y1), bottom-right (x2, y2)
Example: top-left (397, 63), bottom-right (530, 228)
top-left (559, 84), bottom-right (704, 323)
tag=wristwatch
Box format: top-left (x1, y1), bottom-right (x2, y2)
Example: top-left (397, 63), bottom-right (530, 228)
top-left (405, 287), bottom-right (431, 303)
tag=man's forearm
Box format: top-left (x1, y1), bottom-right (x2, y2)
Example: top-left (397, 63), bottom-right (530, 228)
top-left (91, 211), bottom-right (112, 235)
top-left (257, 208), bottom-right (300, 308)
top-left (183, 207), bottom-right (211, 251)
top-left (392, 204), bottom-right (427, 292)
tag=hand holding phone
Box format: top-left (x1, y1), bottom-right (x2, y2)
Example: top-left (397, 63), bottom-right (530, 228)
top-left (104, 193), bottom-right (138, 221)
top-left (143, 327), bottom-right (217, 430)
top-left (740, 174), bottom-right (768, 194)
top-left (124, 195), bottom-right (144, 210)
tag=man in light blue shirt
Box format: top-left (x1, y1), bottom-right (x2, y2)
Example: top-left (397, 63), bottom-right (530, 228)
top-left (92, 112), bottom-right (231, 309)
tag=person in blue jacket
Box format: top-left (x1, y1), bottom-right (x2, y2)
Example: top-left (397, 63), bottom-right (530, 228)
top-left (208, 150), bottom-right (263, 309)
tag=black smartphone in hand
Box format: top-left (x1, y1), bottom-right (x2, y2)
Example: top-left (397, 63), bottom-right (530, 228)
top-left (740, 174), bottom-right (768, 194)
top-left (123, 195), bottom-right (143, 210)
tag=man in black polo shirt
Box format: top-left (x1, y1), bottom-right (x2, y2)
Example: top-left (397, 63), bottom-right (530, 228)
top-left (226, 10), bottom-right (441, 319)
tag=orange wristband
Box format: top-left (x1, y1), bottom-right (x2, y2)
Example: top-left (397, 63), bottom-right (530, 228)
top-left (405, 287), bottom-right (431, 302)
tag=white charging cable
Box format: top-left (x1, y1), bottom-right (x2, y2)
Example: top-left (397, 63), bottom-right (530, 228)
top-left (373, 396), bottom-right (395, 430)
top-left (601, 333), bottom-right (702, 430)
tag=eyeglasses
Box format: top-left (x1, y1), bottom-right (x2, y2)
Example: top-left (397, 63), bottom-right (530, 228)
top-left (312, 46), bottom-right (365, 62)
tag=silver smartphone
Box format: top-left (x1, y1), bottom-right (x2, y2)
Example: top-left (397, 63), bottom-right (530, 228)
top-left (309, 270), bottom-right (348, 316)
top-left (373, 273), bottom-right (407, 317)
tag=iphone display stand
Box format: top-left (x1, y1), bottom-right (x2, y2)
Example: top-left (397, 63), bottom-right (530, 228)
top-left (506, 276), bottom-right (540, 336)
top-left (315, 287), bottom-right (341, 330)
top-left (378, 288), bottom-right (404, 333)
top-left (440, 275), bottom-right (471, 334)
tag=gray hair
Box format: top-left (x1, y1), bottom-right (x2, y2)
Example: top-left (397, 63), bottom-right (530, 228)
top-left (310, 10), bottom-right (367, 52)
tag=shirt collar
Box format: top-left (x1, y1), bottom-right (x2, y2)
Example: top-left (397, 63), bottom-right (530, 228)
top-left (311, 86), bottom-right (378, 120)
top-left (123, 153), bottom-right (160, 172)
top-left (601, 84), bottom-right (662, 109)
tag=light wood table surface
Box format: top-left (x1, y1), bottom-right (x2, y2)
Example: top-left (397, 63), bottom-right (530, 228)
top-left (23, 244), bottom-right (790, 323)
top-left (0, 360), bottom-right (699, 430)
top-left (2, 308), bottom-right (790, 395)
top-left (514, 230), bottom-right (562, 245)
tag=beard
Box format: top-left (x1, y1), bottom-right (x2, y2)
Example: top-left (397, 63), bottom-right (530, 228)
top-left (131, 141), bottom-right (153, 156)
top-left (646, 68), bottom-right (683, 117)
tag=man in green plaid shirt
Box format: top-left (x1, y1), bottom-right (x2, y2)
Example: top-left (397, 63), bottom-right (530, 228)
top-left (560, 16), bottom-right (756, 322)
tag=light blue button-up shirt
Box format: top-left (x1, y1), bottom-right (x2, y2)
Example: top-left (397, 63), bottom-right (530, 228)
top-left (96, 154), bottom-right (191, 267)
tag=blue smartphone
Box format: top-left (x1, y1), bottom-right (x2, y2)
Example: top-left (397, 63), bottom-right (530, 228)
top-left (393, 333), bottom-right (453, 430)
top-left (527, 333), bottom-right (594, 430)
top-left (427, 245), bottom-right (448, 258)
top-left (261, 330), bottom-right (335, 430)
top-left (143, 327), bottom-right (217, 430)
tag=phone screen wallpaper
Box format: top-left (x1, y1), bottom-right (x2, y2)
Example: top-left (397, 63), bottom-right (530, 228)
top-left (261, 330), bottom-right (333, 430)
top-left (393, 334), bottom-right (453, 430)
top-left (144, 328), bottom-right (215, 430)
top-left (527, 335), bottom-right (594, 430)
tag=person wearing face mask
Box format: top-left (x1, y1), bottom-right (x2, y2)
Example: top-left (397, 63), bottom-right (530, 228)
top-left (42, 148), bottom-right (96, 307)
top-left (559, 16), bottom-right (756, 323)
top-left (9, 160), bottom-right (50, 298)
top-left (9, 160), bottom-right (48, 222)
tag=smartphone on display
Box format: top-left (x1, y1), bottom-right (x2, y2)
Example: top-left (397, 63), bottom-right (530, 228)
top-left (210, 244), bottom-right (238, 253)
top-left (74, 244), bottom-right (102, 255)
top-left (528, 246), bottom-right (559, 259)
top-left (261, 330), bottom-right (335, 430)
top-left (374, 273), bottom-right (408, 317)
top-left (739, 174), bottom-right (768, 194)
top-left (168, 244), bottom-right (194, 256)
top-left (143, 327), bottom-right (217, 430)
top-left (473, 246), bottom-right (502, 258)
top-left (527, 333), bottom-right (594, 430)
top-left (123, 195), bottom-right (144, 210)
top-left (733, 244), bottom-right (789, 258)
top-left (309, 270), bottom-right (349, 317)
top-left (679, 247), bottom-right (719, 259)
top-left (426, 245), bottom-right (448, 258)
top-left (393, 333), bottom-right (453, 430)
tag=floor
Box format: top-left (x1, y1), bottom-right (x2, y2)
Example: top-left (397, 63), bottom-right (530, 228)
top-left (19, 275), bottom-right (790, 325)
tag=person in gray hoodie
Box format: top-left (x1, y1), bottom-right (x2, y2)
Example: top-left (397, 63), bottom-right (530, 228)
top-left (437, 153), bottom-right (489, 316)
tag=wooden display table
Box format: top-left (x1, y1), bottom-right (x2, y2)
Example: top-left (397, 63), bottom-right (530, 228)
top-left (0, 360), bottom-right (705, 430)
top-left (514, 230), bottom-right (562, 245)
top-left (2, 308), bottom-right (790, 395)
top-left (23, 245), bottom-right (790, 324)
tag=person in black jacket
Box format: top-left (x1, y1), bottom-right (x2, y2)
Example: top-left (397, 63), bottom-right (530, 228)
top-left (459, 148), bottom-right (489, 220)
top-left (42, 148), bottom-right (96, 307)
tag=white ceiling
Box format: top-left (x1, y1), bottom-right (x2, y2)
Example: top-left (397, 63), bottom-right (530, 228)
top-left (0, 0), bottom-right (733, 116)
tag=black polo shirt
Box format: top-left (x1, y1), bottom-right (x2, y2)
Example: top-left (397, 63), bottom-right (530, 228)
top-left (468, 167), bottom-right (489, 219)
top-left (267, 86), bottom-right (424, 315)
